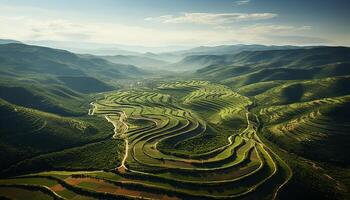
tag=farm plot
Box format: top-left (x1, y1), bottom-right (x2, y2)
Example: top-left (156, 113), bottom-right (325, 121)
top-left (0, 81), bottom-right (292, 199)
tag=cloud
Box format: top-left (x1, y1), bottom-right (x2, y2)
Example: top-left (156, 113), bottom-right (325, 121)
top-left (234, 0), bottom-right (251, 6)
top-left (0, 5), bottom-right (337, 46)
top-left (0, 13), bottom-right (320, 46)
top-left (145, 12), bottom-right (277, 25)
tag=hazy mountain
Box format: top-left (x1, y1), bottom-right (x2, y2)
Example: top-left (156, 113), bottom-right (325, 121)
top-left (101, 55), bottom-right (170, 69)
top-left (0, 43), bottom-right (145, 80)
top-left (25, 40), bottom-right (193, 55)
top-left (0, 39), bottom-right (22, 45)
top-left (161, 45), bottom-right (309, 70)
top-left (176, 44), bottom-right (304, 56)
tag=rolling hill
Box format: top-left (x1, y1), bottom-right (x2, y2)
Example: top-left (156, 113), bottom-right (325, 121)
top-left (192, 47), bottom-right (350, 86)
top-left (0, 43), bottom-right (149, 115)
top-left (156, 44), bottom-right (303, 64)
top-left (0, 43), bottom-right (144, 80)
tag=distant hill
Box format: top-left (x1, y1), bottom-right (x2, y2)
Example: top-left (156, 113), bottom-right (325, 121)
top-left (193, 47), bottom-right (350, 86)
top-left (0, 43), bottom-right (147, 116)
top-left (0, 39), bottom-right (22, 44)
top-left (221, 62), bottom-right (350, 88)
top-left (25, 40), bottom-right (141, 56)
top-left (0, 43), bottom-right (144, 79)
top-left (157, 44), bottom-right (304, 66)
top-left (178, 44), bottom-right (304, 56)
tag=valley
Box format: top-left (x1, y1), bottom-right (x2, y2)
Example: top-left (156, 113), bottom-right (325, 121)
top-left (0, 43), bottom-right (349, 200)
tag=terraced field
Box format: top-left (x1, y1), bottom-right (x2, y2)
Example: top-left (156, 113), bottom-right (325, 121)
top-left (259, 94), bottom-right (350, 163)
top-left (0, 81), bottom-right (293, 199)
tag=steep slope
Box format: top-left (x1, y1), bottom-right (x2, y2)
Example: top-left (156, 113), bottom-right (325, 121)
top-left (57, 76), bottom-right (114, 93)
top-left (236, 81), bottom-right (286, 96)
top-left (0, 84), bottom-right (84, 116)
top-left (0, 99), bottom-right (113, 171)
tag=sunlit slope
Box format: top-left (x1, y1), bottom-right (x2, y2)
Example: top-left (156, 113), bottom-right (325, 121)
top-left (259, 95), bottom-right (350, 164)
top-left (236, 81), bottom-right (286, 96)
top-left (255, 76), bottom-right (350, 106)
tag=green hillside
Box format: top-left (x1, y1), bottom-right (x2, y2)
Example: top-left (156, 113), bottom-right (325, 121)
top-left (0, 43), bottom-right (144, 78)
top-left (0, 84), bottom-right (85, 116)
top-left (222, 63), bottom-right (350, 88)
top-left (0, 99), bottom-right (115, 172)
top-left (57, 76), bottom-right (114, 93)
top-left (255, 76), bottom-right (350, 105)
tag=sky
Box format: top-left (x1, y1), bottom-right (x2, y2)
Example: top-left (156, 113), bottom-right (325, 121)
top-left (0, 0), bottom-right (349, 48)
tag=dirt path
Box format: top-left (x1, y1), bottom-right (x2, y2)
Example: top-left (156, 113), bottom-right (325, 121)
top-left (245, 112), bottom-right (293, 200)
top-left (89, 103), bottom-right (129, 170)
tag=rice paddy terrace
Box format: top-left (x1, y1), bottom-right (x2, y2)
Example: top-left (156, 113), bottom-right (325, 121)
top-left (0, 81), bottom-right (293, 200)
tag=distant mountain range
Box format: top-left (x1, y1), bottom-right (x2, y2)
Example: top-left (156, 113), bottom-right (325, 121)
top-left (0, 43), bottom-right (146, 115)
top-left (194, 46), bottom-right (350, 87)
top-left (97, 44), bottom-right (310, 70)
top-left (0, 39), bottom-right (22, 44)
top-left (100, 55), bottom-right (170, 70)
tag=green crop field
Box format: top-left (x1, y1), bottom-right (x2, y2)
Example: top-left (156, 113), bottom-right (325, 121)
top-left (0, 81), bottom-right (295, 200)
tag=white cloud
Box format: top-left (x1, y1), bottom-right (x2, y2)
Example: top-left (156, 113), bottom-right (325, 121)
top-left (0, 5), bottom-right (334, 46)
top-left (145, 12), bottom-right (277, 25)
top-left (0, 14), bottom-right (317, 46)
top-left (234, 0), bottom-right (251, 6)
